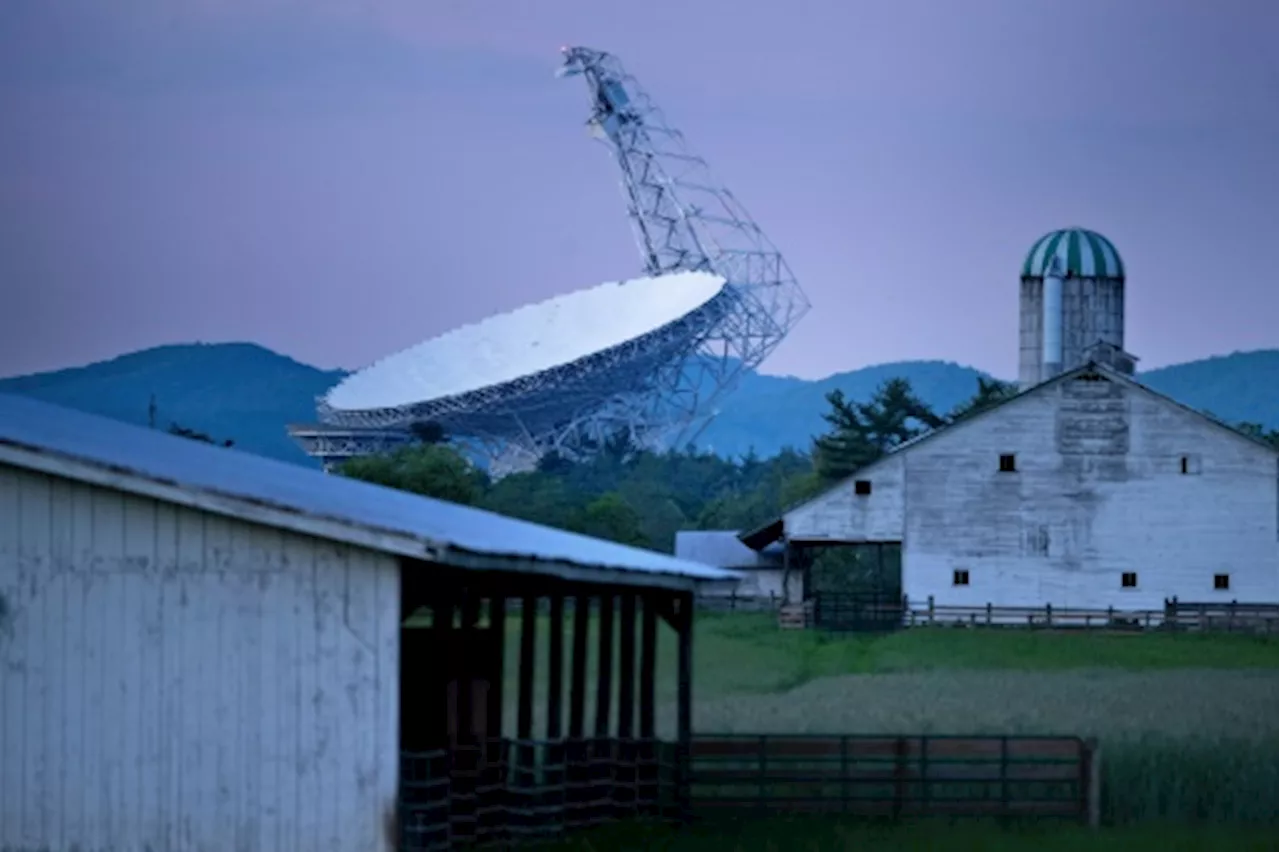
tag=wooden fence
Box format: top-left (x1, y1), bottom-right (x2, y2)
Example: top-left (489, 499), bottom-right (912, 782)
top-left (690, 734), bottom-right (1100, 825)
top-left (697, 591), bottom-right (784, 613)
top-left (701, 593), bottom-right (1280, 635)
top-left (398, 733), bottom-right (1101, 849)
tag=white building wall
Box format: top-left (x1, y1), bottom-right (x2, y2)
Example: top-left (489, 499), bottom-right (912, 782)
top-left (901, 375), bottom-right (1278, 610)
top-left (786, 455), bottom-right (907, 542)
top-left (0, 463), bottom-right (402, 852)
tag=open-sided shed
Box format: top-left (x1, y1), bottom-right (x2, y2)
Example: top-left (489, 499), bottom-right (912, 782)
top-left (0, 393), bottom-right (736, 852)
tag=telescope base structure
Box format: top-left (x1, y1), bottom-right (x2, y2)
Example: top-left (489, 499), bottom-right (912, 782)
top-left (286, 424), bottom-right (416, 473)
top-left (289, 384), bottom-right (713, 479)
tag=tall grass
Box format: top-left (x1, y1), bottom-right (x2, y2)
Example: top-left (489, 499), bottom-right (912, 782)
top-left (1100, 735), bottom-right (1278, 826)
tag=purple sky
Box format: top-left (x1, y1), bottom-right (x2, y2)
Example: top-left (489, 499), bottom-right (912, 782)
top-left (1, 0), bottom-right (1275, 382)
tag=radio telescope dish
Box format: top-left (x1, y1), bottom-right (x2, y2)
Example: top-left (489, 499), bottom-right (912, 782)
top-left (313, 271), bottom-right (732, 473)
top-left (289, 46), bottom-right (809, 474)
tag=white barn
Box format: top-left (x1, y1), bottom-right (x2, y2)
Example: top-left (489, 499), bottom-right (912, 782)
top-left (742, 363), bottom-right (1278, 611)
top-left (0, 393), bottom-right (734, 852)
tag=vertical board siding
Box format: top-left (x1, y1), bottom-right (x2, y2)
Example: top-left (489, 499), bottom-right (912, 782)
top-left (902, 381), bottom-right (1278, 610)
top-left (0, 464), bottom-right (401, 852)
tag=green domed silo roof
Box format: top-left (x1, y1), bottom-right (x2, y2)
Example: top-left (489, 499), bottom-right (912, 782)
top-left (1021, 228), bottom-right (1124, 279)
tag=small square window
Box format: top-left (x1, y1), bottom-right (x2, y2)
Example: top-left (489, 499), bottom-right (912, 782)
top-left (1121, 572), bottom-right (1138, 589)
top-left (854, 479), bottom-right (872, 496)
top-left (1213, 573), bottom-right (1230, 590)
top-left (998, 454), bottom-right (1017, 473)
top-left (952, 569), bottom-right (970, 587)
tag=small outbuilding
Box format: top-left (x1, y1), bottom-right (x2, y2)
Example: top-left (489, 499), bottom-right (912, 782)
top-left (0, 393), bottom-right (736, 852)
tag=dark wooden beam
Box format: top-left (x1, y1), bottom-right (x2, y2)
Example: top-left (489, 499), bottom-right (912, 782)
top-left (617, 593), bottom-right (636, 740)
top-left (638, 596), bottom-right (657, 740)
top-left (431, 591), bottom-right (453, 751)
top-left (487, 595), bottom-right (506, 746)
top-left (568, 594), bottom-right (590, 739)
top-left (517, 595), bottom-right (537, 744)
top-left (546, 595), bottom-right (564, 740)
top-left (594, 593), bottom-right (615, 739)
top-left (675, 590), bottom-right (694, 818)
top-left (458, 593), bottom-right (481, 746)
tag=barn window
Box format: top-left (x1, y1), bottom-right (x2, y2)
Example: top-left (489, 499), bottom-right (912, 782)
top-left (1213, 573), bottom-right (1230, 590)
top-left (854, 479), bottom-right (872, 496)
top-left (1121, 572), bottom-right (1138, 589)
top-left (952, 569), bottom-right (970, 587)
top-left (998, 454), bottom-right (1017, 473)
top-left (1180, 454), bottom-right (1202, 475)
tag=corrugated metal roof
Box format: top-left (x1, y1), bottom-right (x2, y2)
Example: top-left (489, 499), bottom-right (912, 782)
top-left (675, 530), bottom-right (783, 569)
top-left (0, 393), bottom-right (739, 589)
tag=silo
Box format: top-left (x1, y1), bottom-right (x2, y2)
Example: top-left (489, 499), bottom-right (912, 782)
top-left (1018, 227), bottom-right (1130, 389)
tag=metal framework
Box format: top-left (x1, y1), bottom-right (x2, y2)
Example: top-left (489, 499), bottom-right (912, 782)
top-left (289, 46), bottom-right (809, 474)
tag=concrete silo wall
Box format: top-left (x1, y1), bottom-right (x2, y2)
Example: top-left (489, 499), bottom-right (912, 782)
top-left (1019, 277), bottom-right (1125, 388)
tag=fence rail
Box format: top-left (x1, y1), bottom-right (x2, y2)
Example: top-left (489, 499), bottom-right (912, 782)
top-left (697, 592), bottom-right (784, 613)
top-left (690, 734), bottom-right (1100, 825)
top-left (399, 733), bottom-right (1102, 849)
top-left (791, 593), bottom-right (1279, 634)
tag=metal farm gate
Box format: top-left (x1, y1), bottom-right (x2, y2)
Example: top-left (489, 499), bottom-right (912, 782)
top-left (812, 592), bottom-right (907, 633)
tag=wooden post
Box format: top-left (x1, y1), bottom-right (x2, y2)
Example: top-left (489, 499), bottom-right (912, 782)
top-left (675, 591), bottom-right (694, 820)
top-left (516, 595), bottom-right (538, 780)
top-left (569, 596), bottom-right (590, 739)
top-left (617, 593), bottom-right (637, 816)
top-left (1046, 602), bottom-right (1053, 627)
top-left (986, 602), bottom-right (993, 626)
top-left (546, 595), bottom-right (564, 741)
top-left (638, 595), bottom-right (658, 813)
top-left (487, 596), bottom-right (506, 746)
top-left (544, 593), bottom-right (565, 820)
top-left (927, 595), bottom-right (935, 625)
top-left (592, 593), bottom-right (616, 825)
top-left (1085, 738), bottom-right (1102, 828)
top-left (594, 593), bottom-right (615, 738)
top-left (567, 594), bottom-right (591, 820)
top-left (458, 594), bottom-right (480, 747)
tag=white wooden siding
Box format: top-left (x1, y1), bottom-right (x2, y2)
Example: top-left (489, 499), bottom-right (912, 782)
top-left (0, 463), bottom-right (401, 852)
top-left (786, 455), bottom-right (907, 542)
top-left (902, 378), bottom-right (1278, 609)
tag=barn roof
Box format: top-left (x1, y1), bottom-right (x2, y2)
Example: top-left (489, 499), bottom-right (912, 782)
top-left (0, 393), bottom-right (739, 591)
top-left (739, 361), bottom-right (1276, 550)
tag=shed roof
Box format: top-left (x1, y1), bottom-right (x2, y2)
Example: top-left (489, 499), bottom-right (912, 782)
top-left (0, 393), bottom-right (738, 591)
top-left (674, 530), bottom-right (784, 569)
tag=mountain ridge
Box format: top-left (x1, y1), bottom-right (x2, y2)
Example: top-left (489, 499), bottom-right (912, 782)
top-left (2, 343), bottom-right (1275, 467)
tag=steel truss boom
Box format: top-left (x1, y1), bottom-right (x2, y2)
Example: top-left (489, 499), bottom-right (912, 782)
top-left (558, 46), bottom-right (810, 445)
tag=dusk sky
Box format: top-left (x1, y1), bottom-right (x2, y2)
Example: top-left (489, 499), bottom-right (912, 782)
top-left (1, 0), bottom-right (1275, 382)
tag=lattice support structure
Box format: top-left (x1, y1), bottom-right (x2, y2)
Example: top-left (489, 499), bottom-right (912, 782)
top-left (289, 47), bottom-right (808, 474)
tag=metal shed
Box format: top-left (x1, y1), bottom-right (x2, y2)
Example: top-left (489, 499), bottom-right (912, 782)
top-left (0, 393), bottom-right (737, 852)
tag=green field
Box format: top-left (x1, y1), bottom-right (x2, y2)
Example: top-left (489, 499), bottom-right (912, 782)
top-left (413, 609), bottom-right (1278, 834)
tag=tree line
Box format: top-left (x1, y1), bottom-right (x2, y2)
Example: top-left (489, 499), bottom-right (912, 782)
top-left (336, 376), bottom-right (1022, 552)
top-left (330, 372), bottom-right (1279, 553)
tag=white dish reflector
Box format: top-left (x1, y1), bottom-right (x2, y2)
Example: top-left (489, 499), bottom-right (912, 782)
top-left (325, 270), bottom-right (727, 413)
